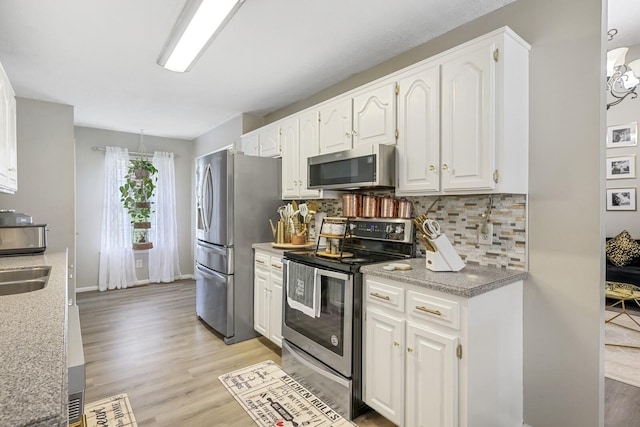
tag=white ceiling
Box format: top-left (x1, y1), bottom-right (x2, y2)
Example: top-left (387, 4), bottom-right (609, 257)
top-left (0, 0), bottom-right (522, 140)
top-left (608, 0), bottom-right (640, 49)
top-left (6, 0), bottom-right (631, 141)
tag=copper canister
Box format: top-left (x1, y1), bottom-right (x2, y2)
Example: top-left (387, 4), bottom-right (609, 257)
top-left (397, 199), bottom-right (413, 218)
top-left (379, 196), bottom-right (397, 218)
top-left (342, 193), bottom-right (362, 217)
top-left (362, 194), bottom-right (379, 218)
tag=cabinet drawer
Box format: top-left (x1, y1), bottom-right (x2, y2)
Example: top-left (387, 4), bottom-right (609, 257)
top-left (255, 252), bottom-right (270, 269)
top-left (365, 279), bottom-right (405, 312)
top-left (407, 290), bottom-right (460, 330)
top-left (270, 256), bottom-right (283, 277)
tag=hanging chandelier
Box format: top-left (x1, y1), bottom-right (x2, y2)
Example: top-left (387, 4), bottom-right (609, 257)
top-left (607, 29), bottom-right (640, 110)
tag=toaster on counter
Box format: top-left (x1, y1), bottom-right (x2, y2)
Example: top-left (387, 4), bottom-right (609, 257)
top-left (0, 211), bottom-right (47, 256)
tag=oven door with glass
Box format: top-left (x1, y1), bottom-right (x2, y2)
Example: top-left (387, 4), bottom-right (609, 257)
top-left (282, 259), bottom-right (353, 377)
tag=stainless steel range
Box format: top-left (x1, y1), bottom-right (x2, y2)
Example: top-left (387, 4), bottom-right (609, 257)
top-left (282, 218), bottom-right (414, 420)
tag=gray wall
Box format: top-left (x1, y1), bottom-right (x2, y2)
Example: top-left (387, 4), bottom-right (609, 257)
top-left (605, 43), bottom-right (640, 238)
top-left (74, 126), bottom-right (193, 290)
top-left (0, 98), bottom-right (76, 302)
top-left (266, 0), bottom-right (606, 425)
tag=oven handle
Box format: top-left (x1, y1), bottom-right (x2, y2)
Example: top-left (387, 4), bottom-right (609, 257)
top-left (282, 341), bottom-right (350, 388)
top-left (284, 259), bottom-right (352, 281)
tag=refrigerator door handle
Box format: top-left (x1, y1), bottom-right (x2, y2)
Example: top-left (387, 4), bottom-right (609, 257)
top-left (197, 240), bottom-right (228, 255)
top-left (201, 163), bottom-right (213, 232)
top-left (196, 263), bottom-right (227, 282)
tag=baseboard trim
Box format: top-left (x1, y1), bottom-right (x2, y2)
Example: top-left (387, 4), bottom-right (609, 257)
top-left (76, 274), bottom-right (195, 293)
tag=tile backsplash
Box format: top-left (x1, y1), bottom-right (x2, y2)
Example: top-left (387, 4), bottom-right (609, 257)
top-left (311, 193), bottom-right (527, 271)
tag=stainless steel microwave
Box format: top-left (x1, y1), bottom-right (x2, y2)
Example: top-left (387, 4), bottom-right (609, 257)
top-left (307, 144), bottom-right (395, 190)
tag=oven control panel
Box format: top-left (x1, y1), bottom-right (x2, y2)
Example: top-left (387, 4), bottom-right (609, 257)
top-left (350, 219), bottom-right (413, 243)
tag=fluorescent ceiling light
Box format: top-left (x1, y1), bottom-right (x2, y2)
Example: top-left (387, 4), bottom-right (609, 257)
top-left (158, 0), bottom-right (245, 73)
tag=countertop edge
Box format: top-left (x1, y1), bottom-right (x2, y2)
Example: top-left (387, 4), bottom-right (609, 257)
top-left (361, 259), bottom-right (528, 298)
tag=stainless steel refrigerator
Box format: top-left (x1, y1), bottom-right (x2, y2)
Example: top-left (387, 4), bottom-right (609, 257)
top-left (195, 149), bottom-right (281, 344)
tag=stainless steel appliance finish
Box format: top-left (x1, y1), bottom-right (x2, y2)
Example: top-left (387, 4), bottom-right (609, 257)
top-left (68, 305), bottom-right (85, 425)
top-left (195, 150), bottom-right (281, 344)
top-left (307, 144), bottom-right (395, 190)
top-left (0, 210), bottom-right (32, 225)
top-left (282, 218), bottom-right (414, 420)
top-left (0, 225), bottom-right (47, 256)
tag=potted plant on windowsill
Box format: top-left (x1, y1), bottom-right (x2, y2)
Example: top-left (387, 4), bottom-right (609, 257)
top-left (119, 159), bottom-right (158, 250)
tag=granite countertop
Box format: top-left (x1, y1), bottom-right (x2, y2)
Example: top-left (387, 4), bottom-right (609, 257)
top-left (0, 251), bottom-right (68, 427)
top-left (361, 257), bottom-right (528, 298)
top-left (252, 242), bottom-right (288, 257)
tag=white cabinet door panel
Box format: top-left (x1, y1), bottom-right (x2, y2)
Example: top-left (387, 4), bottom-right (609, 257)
top-left (253, 267), bottom-right (269, 337)
top-left (280, 117), bottom-right (299, 198)
top-left (353, 82), bottom-right (396, 148)
top-left (396, 64), bottom-right (440, 194)
top-left (364, 308), bottom-right (405, 426)
top-left (297, 110), bottom-right (321, 198)
top-left (319, 98), bottom-right (352, 154)
top-left (405, 322), bottom-right (459, 427)
top-left (441, 43), bottom-right (495, 191)
top-left (270, 269), bottom-right (283, 347)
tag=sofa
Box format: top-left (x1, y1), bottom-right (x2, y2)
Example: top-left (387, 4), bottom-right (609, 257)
top-left (606, 232), bottom-right (640, 287)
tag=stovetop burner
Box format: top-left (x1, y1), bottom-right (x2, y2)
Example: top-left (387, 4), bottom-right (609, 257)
top-left (284, 218), bottom-right (415, 273)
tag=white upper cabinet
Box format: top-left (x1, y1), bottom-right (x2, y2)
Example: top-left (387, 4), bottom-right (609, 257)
top-left (396, 27), bottom-right (530, 196)
top-left (318, 97), bottom-right (352, 154)
top-left (241, 122), bottom-right (282, 158)
top-left (440, 35), bottom-right (496, 192)
top-left (352, 81), bottom-right (397, 148)
top-left (240, 129), bottom-right (259, 156)
top-left (297, 110), bottom-right (321, 198)
top-left (245, 27), bottom-right (529, 197)
top-left (259, 122), bottom-right (281, 158)
top-left (319, 79), bottom-right (397, 154)
top-left (396, 63), bottom-right (440, 193)
top-left (281, 112), bottom-right (321, 199)
top-left (0, 60), bottom-right (17, 194)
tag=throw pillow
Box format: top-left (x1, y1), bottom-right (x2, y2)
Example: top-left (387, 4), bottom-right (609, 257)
top-left (606, 231), bottom-right (640, 267)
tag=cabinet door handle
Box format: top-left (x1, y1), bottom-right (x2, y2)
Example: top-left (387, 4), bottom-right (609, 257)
top-left (272, 264), bottom-right (282, 269)
top-left (442, 164), bottom-right (449, 171)
top-left (393, 341), bottom-right (400, 347)
top-left (429, 165), bottom-right (436, 171)
top-left (370, 292), bottom-right (391, 301)
top-left (407, 348), bottom-right (414, 353)
top-left (352, 130), bottom-right (358, 136)
top-left (345, 131), bottom-right (351, 138)
top-left (416, 306), bottom-right (441, 316)
top-left (256, 259), bottom-right (265, 264)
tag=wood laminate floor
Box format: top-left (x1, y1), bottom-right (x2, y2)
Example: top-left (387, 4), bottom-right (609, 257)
top-left (77, 280), bottom-right (395, 427)
top-left (605, 298), bottom-right (640, 426)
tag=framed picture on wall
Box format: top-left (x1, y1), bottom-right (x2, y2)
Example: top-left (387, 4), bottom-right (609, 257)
top-left (606, 155), bottom-right (636, 179)
top-left (606, 188), bottom-right (637, 211)
top-left (607, 122), bottom-right (637, 148)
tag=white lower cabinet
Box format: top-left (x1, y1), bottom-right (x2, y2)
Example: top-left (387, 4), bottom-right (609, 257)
top-left (253, 250), bottom-right (283, 347)
top-left (0, 60), bottom-right (17, 194)
top-left (363, 275), bottom-right (523, 427)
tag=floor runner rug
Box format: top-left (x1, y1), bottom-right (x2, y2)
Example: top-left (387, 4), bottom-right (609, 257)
top-left (84, 393), bottom-right (137, 427)
top-left (219, 360), bottom-right (356, 427)
top-left (605, 309), bottom-right (640, 388)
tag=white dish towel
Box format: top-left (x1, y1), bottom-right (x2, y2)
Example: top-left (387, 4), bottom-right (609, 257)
top-left (286, 262), bottom-right (318, 318)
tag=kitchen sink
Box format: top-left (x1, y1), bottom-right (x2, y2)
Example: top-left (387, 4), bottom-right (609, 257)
top-left (0, 266), bottom-right (50, 296)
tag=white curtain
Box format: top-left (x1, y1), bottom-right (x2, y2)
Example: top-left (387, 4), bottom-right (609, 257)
top-left (98, 147), bottom-right (137, 291)
top-left (149, 151), bottom-right (182, 282)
